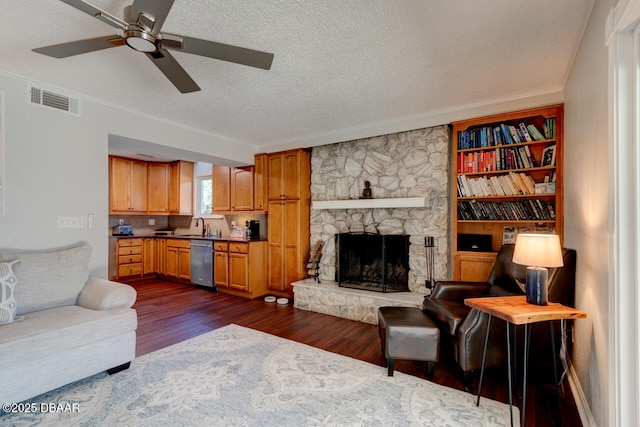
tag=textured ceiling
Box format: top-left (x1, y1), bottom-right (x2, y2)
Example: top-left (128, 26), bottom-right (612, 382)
top-left (0, 0), bottom-right (593, 155)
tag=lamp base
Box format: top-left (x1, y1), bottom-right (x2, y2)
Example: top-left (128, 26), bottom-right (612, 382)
top-left (525, 266), bottom-right (549, 305)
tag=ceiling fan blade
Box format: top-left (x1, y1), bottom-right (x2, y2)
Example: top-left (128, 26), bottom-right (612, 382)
top-left (32, 35), bottom-right (125, 58)
top-left (146, 48), bottom-right (200, 93)
top-left (161, 33), bottom-right (274, 70)
top-left (59, 0), bottom-right (127, 30)
top-left (130, 0), bottom-right (175, 33)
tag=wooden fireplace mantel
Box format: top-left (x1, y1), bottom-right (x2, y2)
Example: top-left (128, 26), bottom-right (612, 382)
top-left (311, 197), bottom-right (428, 210)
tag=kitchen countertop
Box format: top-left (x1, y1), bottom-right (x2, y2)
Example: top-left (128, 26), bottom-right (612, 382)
top-left (110, 234), bottom-right (267, 242)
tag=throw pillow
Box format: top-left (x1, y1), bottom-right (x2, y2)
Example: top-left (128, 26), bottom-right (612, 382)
top-left (0, 260), bottom-right (20, 325)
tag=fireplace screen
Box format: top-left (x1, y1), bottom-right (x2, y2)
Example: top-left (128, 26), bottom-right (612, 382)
top-left (336, 233), bottom-right (410, 292)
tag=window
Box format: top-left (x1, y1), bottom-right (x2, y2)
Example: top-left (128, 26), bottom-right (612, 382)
top-left (197, 176), bottom-right (212, 216)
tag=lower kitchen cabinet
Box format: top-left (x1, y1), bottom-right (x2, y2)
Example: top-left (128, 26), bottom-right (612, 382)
top-left (116, 238), bottom-right (143, 279)
top-left (165, 239), bottom-right (190, 280)
top-left (214, 241), bottom-right (229, 288)
top-left (216, 240), bottom-right (267, 298)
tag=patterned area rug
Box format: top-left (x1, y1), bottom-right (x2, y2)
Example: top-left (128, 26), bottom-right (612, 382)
top-left (1, 324), bottom-right (517, 426)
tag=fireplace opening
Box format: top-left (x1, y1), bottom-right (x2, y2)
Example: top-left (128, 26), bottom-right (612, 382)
top-left (336, 233), bottom-right (410, 292)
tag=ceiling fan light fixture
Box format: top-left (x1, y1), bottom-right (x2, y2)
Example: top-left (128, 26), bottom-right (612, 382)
top-left (124, 29), bottom-right (156, 53)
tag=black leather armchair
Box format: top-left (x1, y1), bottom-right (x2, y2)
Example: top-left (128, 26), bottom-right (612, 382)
top-left (422, 244), bottom-right (577, 390)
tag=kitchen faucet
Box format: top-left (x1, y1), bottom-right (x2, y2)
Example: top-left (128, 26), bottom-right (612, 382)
top-left (195, 217), bottom-right (206, 237)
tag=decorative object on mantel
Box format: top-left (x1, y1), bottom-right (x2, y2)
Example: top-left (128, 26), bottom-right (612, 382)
top-left (360, 180), bottom-right (373, 199)
top-left (425, 236), bottom-right (435, 289)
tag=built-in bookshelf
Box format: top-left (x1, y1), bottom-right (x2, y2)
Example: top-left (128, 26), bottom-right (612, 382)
top-left (451, 104), bottom-right (563, 281)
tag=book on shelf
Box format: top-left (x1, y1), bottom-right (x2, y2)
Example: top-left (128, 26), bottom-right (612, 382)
top-left (458, 199), bottom-right (556, 221)
top-left (457, 116), bottom-right (557, 149)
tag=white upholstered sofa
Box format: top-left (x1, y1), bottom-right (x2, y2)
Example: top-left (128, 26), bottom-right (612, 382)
top-left (0, 243), bottom-right (137, 404)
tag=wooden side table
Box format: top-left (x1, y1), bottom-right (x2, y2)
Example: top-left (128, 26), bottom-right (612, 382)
top-left (465, 296), bottom-right (587, 427)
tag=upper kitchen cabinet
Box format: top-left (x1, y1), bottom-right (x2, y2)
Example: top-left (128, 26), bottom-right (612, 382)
top-left (110, 156), bottom-right (147, 214)
top-left (147, 162), bottom-right (170, 214)
top-left (268, 149), bottom-right (310, 200)
top-left (253, 153), bottom-right (268, 211)
top-left (109, 156), bottom-right (194, 215)
top-left (231, 166), bottom-right (254, 211)
top-left (212, 164), bottom-right (256, 212)
top-left (169, 161), bottom-right (194, 215)
top-left (212, 165), bottom-right (231, 212)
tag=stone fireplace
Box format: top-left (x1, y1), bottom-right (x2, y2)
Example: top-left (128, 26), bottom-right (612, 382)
top-left (293, 125), bottom-right (451, 324)
top-left (336, 233), bottom-right (410, 292)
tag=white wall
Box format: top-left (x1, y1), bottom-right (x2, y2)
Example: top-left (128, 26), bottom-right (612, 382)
top-left (0, 72), bottom-right (256, 278)
top-left (563, 0), bottom-right (613, 425)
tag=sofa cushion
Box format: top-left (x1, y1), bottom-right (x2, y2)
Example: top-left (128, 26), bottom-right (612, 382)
top-left (0, 244), bottom-right (91, 315)
top-left (0, 260), bottom-right (20, 325)
top-left (0, 305), bottom-right (137, 358)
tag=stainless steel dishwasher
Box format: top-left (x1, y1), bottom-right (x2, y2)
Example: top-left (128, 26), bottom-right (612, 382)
top-left (190, 240), bottom-right (215, 289)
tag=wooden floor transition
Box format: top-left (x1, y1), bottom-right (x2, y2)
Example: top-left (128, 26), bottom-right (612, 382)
top-left (130, 279), bottom-right (582, 427)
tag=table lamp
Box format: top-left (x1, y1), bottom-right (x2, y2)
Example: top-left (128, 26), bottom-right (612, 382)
top-left (512, 233), bottom-right (564, 305)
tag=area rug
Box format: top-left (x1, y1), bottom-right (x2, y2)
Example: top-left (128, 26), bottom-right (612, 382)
top-left (1, 324), bottom-right (517, 426)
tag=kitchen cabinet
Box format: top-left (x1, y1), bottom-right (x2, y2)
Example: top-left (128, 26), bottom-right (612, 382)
top-left (216, 240), bottom-right (267, 298)
top-left (116, 238), bottom-right (143, 278)
top-left (110, 156), bottom-right (147, 214)
top-left (231, 167), bottom-right (254, 211)
top-left (268, 200), bottom-right (309, 295)
top-left (147, 163), bottom-right (170, 214)
top-left (110, 156), bottom-right (194, 216)
top-left (169, 161), bottom-right (194, 215)
top-left (254, 153), bottom-right (268, 211)
top-left (212, 165), bottom-right (256, 212)
top-left (266, 149), bottom-right (311, 297)
top-left (268, 149), bottom-right (307, 200)
top-left (155, 238), bottom-right (166, 275)
top-left (143, 238), bottom-right (155, 274)
top-left (165, 239), bottom-right (190, 280)
top-left (213, 241), bottom-right (229, 288)
top-left (212, 165), bottom-right (231, 211)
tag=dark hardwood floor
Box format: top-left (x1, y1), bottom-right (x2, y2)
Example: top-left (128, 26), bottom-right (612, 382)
top-left (130, 279), bottom-right (582, 427)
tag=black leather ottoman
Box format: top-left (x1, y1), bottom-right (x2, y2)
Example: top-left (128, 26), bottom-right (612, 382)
top-left (378, 306), bottom-right (440, 379)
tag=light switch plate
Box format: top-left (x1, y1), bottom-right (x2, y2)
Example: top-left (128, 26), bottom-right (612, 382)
top-left (57, 216), bottom-right (85, 228)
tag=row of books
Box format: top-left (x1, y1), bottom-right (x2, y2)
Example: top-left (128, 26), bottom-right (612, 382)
top-left (457, 145), bottom-right (537, 173)
top-left (457, 172), bottom-right (542, 197)
top-left (458, 199), bottom-right (556, 221)
top-left (457, 117), bottom-right (557, 149)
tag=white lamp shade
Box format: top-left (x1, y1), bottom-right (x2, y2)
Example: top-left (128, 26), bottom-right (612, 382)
top-left (512, 233), bottom-right (564, 268)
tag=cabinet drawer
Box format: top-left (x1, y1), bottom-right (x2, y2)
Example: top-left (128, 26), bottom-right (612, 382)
top-left (118, 246), bottom-right (143, 256)
top-left (118, 238), bottom-right (142, 247)
top-left (228, 242), bottom-right (248, 254)
top-left (166, 239), bottom-right (191, 249)
top-left (214, 242), bottom-right (228, 251)
top-left (118, 263), bottom-right (142, 277)
top-left (119, 254), bottom-right (142, 264)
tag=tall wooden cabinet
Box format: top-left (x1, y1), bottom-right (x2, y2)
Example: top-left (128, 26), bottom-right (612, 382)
top-left (266, 149), bottom-right (311, 296)
top-left (451, 104), bottom-right (563, 281)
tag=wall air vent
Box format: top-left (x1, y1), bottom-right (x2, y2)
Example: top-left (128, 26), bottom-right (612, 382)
top-left (28, 86), bottom-right (80, 116)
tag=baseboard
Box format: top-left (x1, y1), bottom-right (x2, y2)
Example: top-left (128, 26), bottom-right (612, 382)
top-left (567, 360), bottom-right (597, 427)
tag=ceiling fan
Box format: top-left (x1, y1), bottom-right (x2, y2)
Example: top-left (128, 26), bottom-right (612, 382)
top-left (32, 0), bottom-right (274, 93)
